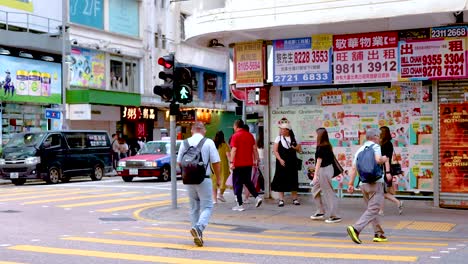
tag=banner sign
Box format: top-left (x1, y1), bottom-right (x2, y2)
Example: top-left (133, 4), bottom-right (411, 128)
top-left (70, 47), bottom-right (105, 89)
top-left (333, 31), bottom-right (399, 84)
top-left (439, 103), bottom-right (468, 194)
top-left (399, 38), bottom-right (466, 81)
top-left (234, 41), bottom-right (264, 88)
top-left (273, 35), bottom-right (332, 86)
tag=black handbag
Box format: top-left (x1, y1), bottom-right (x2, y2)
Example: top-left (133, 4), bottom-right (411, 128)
top-left (390, 163), bottom-right (402, 176)
top-left (296, 158), bottom-right (303, 171)
top-left (332, 156), bottom-right (344, 177)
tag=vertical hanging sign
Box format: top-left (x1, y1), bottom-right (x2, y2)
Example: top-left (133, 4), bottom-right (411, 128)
top-left (273, 35), bottom-right (332, 86)
top-left (234, 41), bottom-right (264, 88)
top-left (333, 31), bottom-right (399, 84)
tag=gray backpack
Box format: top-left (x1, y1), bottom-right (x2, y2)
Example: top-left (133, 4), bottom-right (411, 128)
top-left (181, 138), bottom-right (208, 185)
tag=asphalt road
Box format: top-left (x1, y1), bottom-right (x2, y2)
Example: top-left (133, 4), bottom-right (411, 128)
top-left (0, 176), bottom-right (467, 264)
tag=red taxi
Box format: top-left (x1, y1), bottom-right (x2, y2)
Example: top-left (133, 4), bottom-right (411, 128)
top-left (117, 140), bottom-right (182, 182)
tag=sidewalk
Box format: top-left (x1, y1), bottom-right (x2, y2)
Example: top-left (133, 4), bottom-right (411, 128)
top-left (139, 193), bottom-right (468, 238)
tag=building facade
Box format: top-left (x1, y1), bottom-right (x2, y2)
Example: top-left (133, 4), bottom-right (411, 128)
top-left (184, 0), bottom-right (468, 208)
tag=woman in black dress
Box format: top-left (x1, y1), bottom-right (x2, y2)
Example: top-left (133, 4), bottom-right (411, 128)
top-left (271, 122), bottom-right (302, 207)
top-left (380, 126), bottom-right (403, 215)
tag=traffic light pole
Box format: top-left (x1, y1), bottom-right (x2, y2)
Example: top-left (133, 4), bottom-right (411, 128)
top-left (170, 103), bottom-right (179, 209)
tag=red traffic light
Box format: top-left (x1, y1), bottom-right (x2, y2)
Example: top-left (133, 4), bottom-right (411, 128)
top-left (158, 54), bottom-right (174, 69)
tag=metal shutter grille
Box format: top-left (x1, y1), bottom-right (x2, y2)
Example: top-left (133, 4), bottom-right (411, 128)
top-left (437, 81), bottom-right (466, 103)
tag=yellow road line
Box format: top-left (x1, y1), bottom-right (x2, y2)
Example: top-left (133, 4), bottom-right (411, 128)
top-left (0, 189), bottom-right (98, 202)
top-left (22, 191), bottom-right (141, 205)
top-left (64, 236), bottom-right (418, 262)
top-left (0, 188), bottom-right (52, 195)
top-left (8, 245), bottom-right (248, 264)
top-left (263, 230), bottom-right (316, 235)
top-left (107, 231), bottom-right (434, 252)
top-left (0, 261), bottom-right (26, 264)
top-left (97, 197), bottom-right (189, 213)
top-left (0, 188), bottom-right (79, 198)
top-left (58, 193), bottom-right (170, 208)
top-left (361, 234), bottom-right (466, 242)
top-left (145, 227), bottom-right (448, 247)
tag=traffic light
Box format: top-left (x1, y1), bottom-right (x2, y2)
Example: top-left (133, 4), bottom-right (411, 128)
top-left (153, 54), bottom-right (175, 102)
top-left (174, 66), bottom-right (193, 104)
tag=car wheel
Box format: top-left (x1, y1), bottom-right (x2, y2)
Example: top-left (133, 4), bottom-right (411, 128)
top-left (122, 176), bottom-right (134, 182)
top-left (91, 164), bottom-right (104, 181)
top-left (45, 167), bottom-right (61, 184)
top-left (11, 179), bottom-right (26, 186)
top-left (160, 165), bottom-right (171, 182)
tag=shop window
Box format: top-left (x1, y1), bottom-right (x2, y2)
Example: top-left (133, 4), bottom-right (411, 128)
top-left (1, 104), bottom-right (47, 145)
top-left (65, 132), bottom-right (86, 149)
top-left (110, 57), bottom-right (139, 93)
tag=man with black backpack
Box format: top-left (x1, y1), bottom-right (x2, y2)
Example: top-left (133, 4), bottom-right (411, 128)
top-left (177, 122), bottom-right (221, 247)
top-left (346, 128), bottom-right (389, 244)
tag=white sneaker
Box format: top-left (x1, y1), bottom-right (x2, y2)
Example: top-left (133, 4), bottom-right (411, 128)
top-left (255, 196), bottom-right (263, 208)
top-left (232, 205), bottom-right (245, 211)
top-left (217, 195), bottom-right (226, 202)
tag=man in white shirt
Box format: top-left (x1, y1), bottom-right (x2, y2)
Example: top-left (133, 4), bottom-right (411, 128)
top-left (177, 122), bottom-right (221, 247)
top-left (346, 128), bottom-right (388, 244)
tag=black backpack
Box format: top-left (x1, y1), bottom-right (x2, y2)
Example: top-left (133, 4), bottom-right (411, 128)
top-left (181, 138), bottom-right (208, 185)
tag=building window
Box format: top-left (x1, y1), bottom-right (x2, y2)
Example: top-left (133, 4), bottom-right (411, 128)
top-left (110, 57), bottom-right (140, 93)
top-left (180, 13), bottom-right (187, 40)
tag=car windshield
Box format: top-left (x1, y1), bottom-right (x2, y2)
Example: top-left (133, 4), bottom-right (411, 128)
top-left (4, 133), bottom-right (45, 148)
top-left (139, 141), bottom-right (172, 155)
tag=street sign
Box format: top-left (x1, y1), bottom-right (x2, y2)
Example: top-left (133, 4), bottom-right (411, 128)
top-left (45, 109), bottom-right (61, 119)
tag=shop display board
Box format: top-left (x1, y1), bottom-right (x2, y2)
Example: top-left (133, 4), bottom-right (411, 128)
top-left (234, 41), bottom-right (264, 88)
top-left (271, 89), bottom-right (434, 192)
top-left (273, 35), bottom-right (332, 86)
top-left (439, 103), bottom-right (468, 194)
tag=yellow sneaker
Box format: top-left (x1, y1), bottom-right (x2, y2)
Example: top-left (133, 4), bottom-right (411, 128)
top-left (373, 234), bottom-right (388, 242)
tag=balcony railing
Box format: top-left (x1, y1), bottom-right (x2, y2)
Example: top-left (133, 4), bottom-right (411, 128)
top-left (0, 10), bottom-right (61, 34)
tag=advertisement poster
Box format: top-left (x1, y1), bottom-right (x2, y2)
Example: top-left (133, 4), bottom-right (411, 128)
top-left (398, 38), bottom-right (467, 81)
top-left (333, 31), bottom-right (399, 84)
top-left (0, 55), bottom-right (62, 104)
top-left (69, 47), bottom-right (105, 89)
top-left (271, 100), bottom-right (434, 191)
top-left (234, 41), bottom-right (264, 88)
top-left (273, 35), bottom-right (332, 86)
top-left (439, 103), bottom-right (468, 193)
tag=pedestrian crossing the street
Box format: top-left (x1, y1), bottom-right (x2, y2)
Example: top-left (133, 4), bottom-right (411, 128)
top-left (1, 221), bottom-right (467, 263)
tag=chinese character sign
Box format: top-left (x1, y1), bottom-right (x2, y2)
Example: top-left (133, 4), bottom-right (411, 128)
top-left (235, 41), bottom-right (264, 88)
top-left (273, 36), bottom-right (332, 86)
top-left (122, 107), bottom-right (157, 120)
top-left (399, 38), bottom-right (466, 81)
top-left (333, 31), bottom-right (399, 84)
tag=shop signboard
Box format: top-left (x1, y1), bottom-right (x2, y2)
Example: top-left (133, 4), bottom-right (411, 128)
top-left (70, 0), bottom-right (104, 30)
top-left (121, 106), bottom-right (156, 121)
top-left (109, 0), bottom-right (139, 37)
top-left (271, 94), bottom-right (434, 191)
top-left (333, 31), bottom-right (399, 84)
top-left (234, 41), bottom-right (264, 88)
top-left (439, 103), bottom-right (468, 194)
top-left (0, 55), bottom-right (62, 104)
top-left (398, 38), bottom-right (467, 81)
top-left (273, 35), bottom-right (332, 86)
top-left (69, 47), bottom-right (105, 89)
top-left (245, 87), bottom-right (256, 106)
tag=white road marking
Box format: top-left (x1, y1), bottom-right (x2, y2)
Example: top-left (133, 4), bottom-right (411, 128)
top-left (0, 244), bottom-right (11, 247)
top-left (430, 256), bottom-right (441, 259)
top-left (457, 244), bottom-right (466, 247)
top-left (112, 229), bottom-right (120, 231)
top-left (61, 235), bottom-right (70, 237)
top-left (89, 211), bottom-right (95, 213)
top-left (87, 232), bottom-right (96, 234)
top-left (112, 213), bottom-right (120, 216)
top-left (64, 208), bottom-right (72, 210)
top-left (42, 205), bottom-right (49, 208)
top-left (30, 239), bottom-right (40, 242)
top-left (440, 251), bottom-right (450, 253)
top-left (448, 248), bottom-right (457, 250)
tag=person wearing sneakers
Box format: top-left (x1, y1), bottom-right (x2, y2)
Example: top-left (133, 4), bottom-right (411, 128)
top-left (346, 128), bottom-right (389, 244)
top-left (271, 119), bottom-right (302, 207)
top-left (211, 131), bottom-right (231, 204)
top-left (230, 119), bottom-right (263, 211)
top-left (177, 122), bottom-right (221, 247)
top-left (310, 128), bottom-right (342, 223)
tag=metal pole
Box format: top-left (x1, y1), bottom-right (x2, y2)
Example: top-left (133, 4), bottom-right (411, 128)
top-left (242, 100), bottom-right (246, 122)
top-left (264, 104), bottom-right (270, 198)
top-left (61, 0), bottom-right (69, 129)
top-left (170, 114), bottom-right (177, 209)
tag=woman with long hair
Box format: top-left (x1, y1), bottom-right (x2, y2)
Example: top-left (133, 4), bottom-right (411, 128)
top-left (212, 130), bottom-right (231, 203)
top-left (271, 122), bottom-right (302, 207)
top-left (380, 126), bottom-right (403, 215)
top-left (310, 127), bottom-right (342, 223)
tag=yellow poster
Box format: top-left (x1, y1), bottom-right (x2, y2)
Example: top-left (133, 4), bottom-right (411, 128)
top-left (312, 34), bottom-right (333, 50)
top-left (235, 40), bottom-right (264, 88)
top-left (0, 0), bottom-right (34, 12)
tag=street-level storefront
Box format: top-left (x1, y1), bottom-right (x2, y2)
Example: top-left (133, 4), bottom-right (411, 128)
top-left (233, 26), bottom-right (468, 207)
top-left (120, 106), bottom-right (157, 141)
top-left (0, 49), bottom-right (63, 147)
top-left (67, 104), bottom-right (120, 134)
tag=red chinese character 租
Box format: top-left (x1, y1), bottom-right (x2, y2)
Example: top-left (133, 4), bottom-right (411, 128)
top-left (448, 40), bottom-right (464, 52)
top-left (383, 49), bottom-right (396, 59)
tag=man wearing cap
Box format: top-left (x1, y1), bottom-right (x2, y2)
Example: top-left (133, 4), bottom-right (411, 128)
top-left (230, 119), bottom-right (263, 211)
top-left (177, 122), bottom-right (221, 247)
top-left (346, 128), bottom-right (389, 244)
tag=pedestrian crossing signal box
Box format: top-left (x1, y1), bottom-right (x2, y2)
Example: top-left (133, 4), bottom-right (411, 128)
top-left (153, 54), bottom-right (175, 102)
top-left (174, 67), bottom-right (193, 104)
